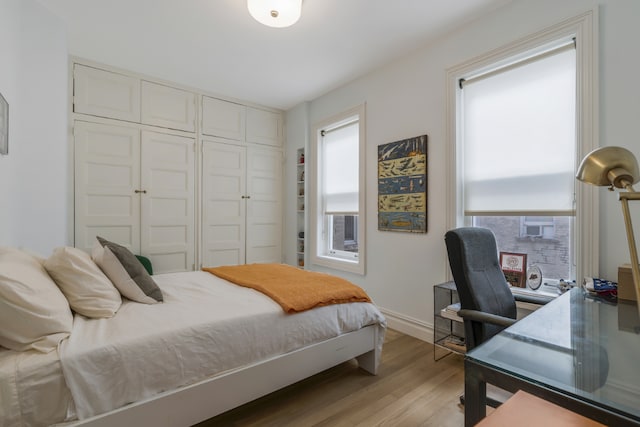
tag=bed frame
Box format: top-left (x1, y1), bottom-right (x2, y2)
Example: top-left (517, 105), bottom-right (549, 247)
top-left (66, 325), bottom-right (381, 426)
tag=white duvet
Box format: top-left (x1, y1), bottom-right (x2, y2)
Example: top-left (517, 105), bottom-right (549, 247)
top-left (58, 271), bottom-right (386, 420)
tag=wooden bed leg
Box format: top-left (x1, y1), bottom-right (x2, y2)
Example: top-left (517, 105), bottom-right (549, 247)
top-left (356, 349), bottom-right (379, 375)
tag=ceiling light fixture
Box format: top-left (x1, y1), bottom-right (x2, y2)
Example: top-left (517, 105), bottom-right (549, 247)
top-left (247, 0), bottom-right (302, 28)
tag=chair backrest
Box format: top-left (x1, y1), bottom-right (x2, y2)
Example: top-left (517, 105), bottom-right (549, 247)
top-left (444, 227), bottom-right (517, 350)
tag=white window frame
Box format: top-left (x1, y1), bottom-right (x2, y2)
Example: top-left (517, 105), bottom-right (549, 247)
top-left (521, 216), bottom-right (556, 239)
top-left (445, 11), bottom-right (599, 281)
top-left (309, 104), bottom-right (366, 274)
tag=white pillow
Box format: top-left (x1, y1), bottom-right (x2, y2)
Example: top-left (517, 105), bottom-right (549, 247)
top-left (91, 237), bottom-right (163, 304)
top-left (0, 247), bottom-right (73, 352)
top-left (44, 246), bottom-right (122, 318)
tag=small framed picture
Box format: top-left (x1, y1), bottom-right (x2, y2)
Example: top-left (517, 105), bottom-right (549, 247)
top-left (500, 252), bottom-right (528, 288)
top-left (0, 92), bottom-right (7, 155)
top-left (526, 265), bottom-right (543, 290)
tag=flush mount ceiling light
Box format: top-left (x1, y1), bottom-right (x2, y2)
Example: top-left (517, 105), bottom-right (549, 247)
top-left (247, 0), bottom-right (302, 28)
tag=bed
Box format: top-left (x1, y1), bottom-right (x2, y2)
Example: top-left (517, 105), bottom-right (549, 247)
top-left (0, 246), bottom-right (386, 427)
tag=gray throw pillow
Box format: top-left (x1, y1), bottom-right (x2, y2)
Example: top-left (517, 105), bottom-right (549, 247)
top-left (91, 237), bottom-right (163, 304)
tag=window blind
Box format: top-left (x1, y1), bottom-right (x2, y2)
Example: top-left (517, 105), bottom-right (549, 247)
top-left (462, 46), bottom-right (577, 216)
top-left (322, 121), bottom-right (359, 214)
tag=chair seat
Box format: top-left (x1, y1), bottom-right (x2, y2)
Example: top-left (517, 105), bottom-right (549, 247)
top-left (475, 390), bottom-right (605, 426)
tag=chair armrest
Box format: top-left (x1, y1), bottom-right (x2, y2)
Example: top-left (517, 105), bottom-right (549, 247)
top-left (514, 293), bottom-right (553, 305)
top-left (457, 309), bottom-right (517, 328)
top-left (135, 255), bottom-right (153, 275)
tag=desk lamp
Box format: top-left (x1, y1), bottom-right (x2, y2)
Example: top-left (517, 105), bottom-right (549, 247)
top-left (576, 146), bottom-right (640, 313)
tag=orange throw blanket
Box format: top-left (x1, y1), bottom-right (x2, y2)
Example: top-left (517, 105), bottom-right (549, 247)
top-left (202, 263), bottom-right (371, 314)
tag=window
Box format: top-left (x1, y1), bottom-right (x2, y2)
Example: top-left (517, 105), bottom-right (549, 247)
top-left (310, 105), bottom-right (365, 274)
top-left (342, 215), bottom-right (357, 245)
top-left (473, 216), bottom-right (572, 279)
top-left (521, 216), bottom-right (556, 239)
top-left (446, 12), bottom-right (598, 283)
top-left (462, 43), bottom-right (576, 281)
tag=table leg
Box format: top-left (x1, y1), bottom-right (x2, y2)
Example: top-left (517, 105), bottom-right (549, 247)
top-left (464, 359), bottom-right (487, 427)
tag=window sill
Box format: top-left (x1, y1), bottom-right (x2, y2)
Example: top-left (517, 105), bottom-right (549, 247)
top-left (516, 237), bottom-right (560, 244)
top-left (312, 254), bottom-right (364, 275)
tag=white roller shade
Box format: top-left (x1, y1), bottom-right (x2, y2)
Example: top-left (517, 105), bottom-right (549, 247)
top-left (322, 121), bottom-right (359, 214)
top-left (462, 46), bottom-right (576, 216)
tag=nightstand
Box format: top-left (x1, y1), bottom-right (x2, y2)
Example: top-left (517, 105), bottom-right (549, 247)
top-left (433, 281), bottom-right (465, 360)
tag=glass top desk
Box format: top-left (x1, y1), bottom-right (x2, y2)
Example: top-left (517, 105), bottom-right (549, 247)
top-left (464, 287), bottom-right (640, 426)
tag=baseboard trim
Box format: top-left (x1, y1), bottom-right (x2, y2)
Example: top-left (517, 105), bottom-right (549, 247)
top-left (379, 307), bottom-right (433, 343)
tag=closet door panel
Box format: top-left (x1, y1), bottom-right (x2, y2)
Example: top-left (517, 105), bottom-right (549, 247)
top-left (246, 107), bottom-right (283, 147)
top-left (202, 141), bottom-right (246, 267)
top-left (74, 121), bottom-right (141, 253)
top-left (141, 81), bottom-right (196, 132)
top-left (246, 147), bottom-right (282, 264)
top-left (201, 97), bottom-right (246, 140)
top-left (141, 131), bottom-right (195, 273)
top-left (73, 64), bottom-right (141, 122)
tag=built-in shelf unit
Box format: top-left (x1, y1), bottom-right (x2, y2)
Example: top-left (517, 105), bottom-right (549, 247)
top-left (296, 148), bottom-right (305, 268)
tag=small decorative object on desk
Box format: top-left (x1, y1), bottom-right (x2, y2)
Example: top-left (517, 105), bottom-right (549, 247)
top-left (500, 252), bottom-right (527, 288)
top-left (557, 279), bottom-right (576, 293)
top-left (584, 277), bottom-right (617, 296)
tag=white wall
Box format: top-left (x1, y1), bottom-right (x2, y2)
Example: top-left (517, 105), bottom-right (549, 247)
top-left (285, 0), bottom-right (640, 340)
top-left (0, 0), bottom-right (68, 255)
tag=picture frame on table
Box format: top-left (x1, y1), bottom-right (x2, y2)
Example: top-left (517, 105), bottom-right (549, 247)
top-left (0, 92), bottom-right (7, 155)
top-left (499, 251), bottom-right (527, 288)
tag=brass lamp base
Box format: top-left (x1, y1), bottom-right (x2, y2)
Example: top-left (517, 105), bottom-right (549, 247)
top-left (619, 191), bottom-right (640, 315)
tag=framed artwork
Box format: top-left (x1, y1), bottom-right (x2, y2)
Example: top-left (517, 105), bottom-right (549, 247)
top-left (500, 252), bottom-right (528, 288)
top-left (0, 92), bottom-right (7, 155)
top-left (378, 135), bottom-right (427, 233)
top-left (526, 265), bottom-right (543, 290)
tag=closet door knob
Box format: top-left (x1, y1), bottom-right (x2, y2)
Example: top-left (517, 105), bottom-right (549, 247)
top-left (134, 189), bottom-right (147, 194)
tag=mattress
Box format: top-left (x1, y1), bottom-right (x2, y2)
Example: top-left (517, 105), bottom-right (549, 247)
top-left (0, 346), bottom-right (72, 426)
top-left (57, 271), bottom-right (386, 420)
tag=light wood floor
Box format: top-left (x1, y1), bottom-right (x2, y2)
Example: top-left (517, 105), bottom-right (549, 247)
top-left (196, 329), bottom-right (466, 426)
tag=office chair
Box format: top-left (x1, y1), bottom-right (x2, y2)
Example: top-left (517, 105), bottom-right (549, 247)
top-left (135, 255), bottom-right (154, 275)
top-left (444, 227), bottom-right (550, 406)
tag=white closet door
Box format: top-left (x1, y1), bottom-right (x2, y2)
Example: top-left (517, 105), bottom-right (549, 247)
top-left (202, 141), bottom-right (246, 267)
top-left (246, 107), bottom-right (283, 147)
top-left (141, 81), bottom-right (196, 132)
top-left (201, 96), bottom-right (246, 140)
top-left (74, 121), bottom-right (141, 253)
top-left (246, 147), bottom-right (282, 264)
top-left (140, 131), bottom-right (195, 273)
top-left (73, 64), bottom-right (141, 122)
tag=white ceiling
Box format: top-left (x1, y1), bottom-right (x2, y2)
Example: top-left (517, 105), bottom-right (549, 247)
top-left (39, 0), bottom-right (510, 110)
